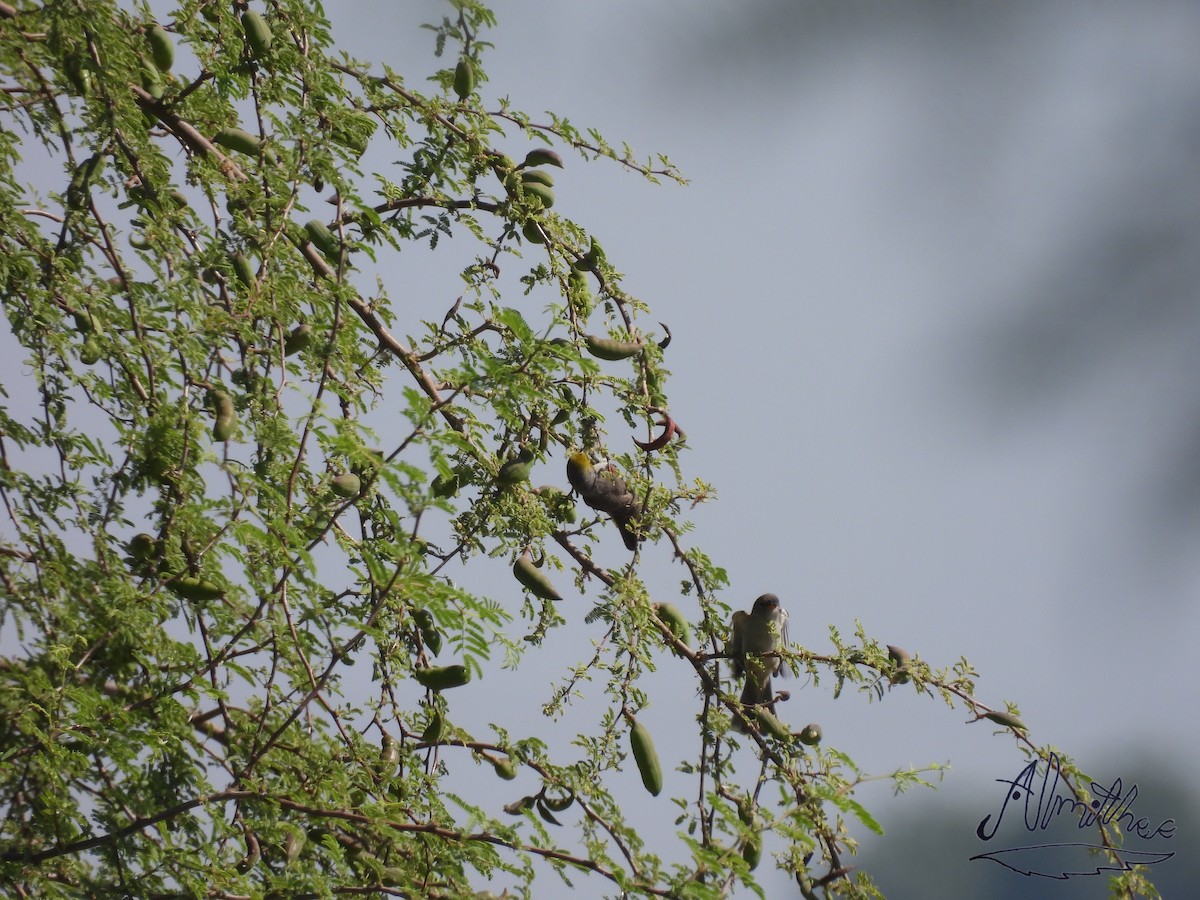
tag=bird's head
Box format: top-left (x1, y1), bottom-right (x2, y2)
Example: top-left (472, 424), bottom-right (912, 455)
top-left (566, 451), bottom-right (595, 492)
top-left (752, 593), bottom-right (780, 614)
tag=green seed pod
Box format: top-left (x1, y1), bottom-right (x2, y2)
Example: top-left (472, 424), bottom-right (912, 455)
top-left (541, 790), bottom-right (574, 813)
top-left (982, 710), bottom-right (1026, 731)
top-left (210, 389), bottom-right (235, 442)
top-left (521, 148), bottom-right (563, 169)
top-left (513, 553), bottom-right (562, 602)
top-left (213, 126), bottom-right (262, 156)
top-left (741, 833), bottom-right (762, 870)
top-left (231, 252), bottom-right (255, 288)
top-left (147, 25), bottom-right (174, 72)
top-left (521, 220), bottom-right (546, 244)
top-left (79, 336), bottom-right (103, 365)
top-left (64, 53), bottom-right (92, 96)
top-left (520, 169), bottom-right (554, 188)
top-left (799, 723), bottom-right (823, 746)
top-left (584, 334), bottom-right (644, 361)
top-left (520, 181), bottom-right (555, 209)
top-left (241, 10), bottom-right (273, 58)
top-left (421, 709), bottom-right (444, 743)
top-left (652, 602), bottom-right (691, 649)
top-left (140, 64), bottom-right (165, 100)
top-left (284, 323), bottom-right (312, 356)
top-left (304, 219), bottom-right (339, 260)
top-left (628, 717), bottom-right (662, 797)
top-left (753, 708), bottom-right (792, 742)
top-left (411, 608), bottom-right (435, 631)
top-left (493, 756), bottom-right (517, 780)
top-left (736, 795), bottom-right (756, 825)
top-left (168, 575), bottom-right (224, 602)
top-left (573, 236), bottom-right (605, 272)
top-left (431, 469), bottom-right (462, 498)
top-left (453, 57), bottom-right (475, 100)
top-left (283, 829), bottom-right (306, 865)
top-left (72, 309), bottom-right (102, 335)
top-left (331, 473), bottom-right (361, 498)
top-left (421, 626), bottom-right (442, 657)
top-left (413, 664), bottom-right (471, 691)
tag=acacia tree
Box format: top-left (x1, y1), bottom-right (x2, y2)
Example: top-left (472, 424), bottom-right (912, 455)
top-left (0, 2), bottom-right (1162, 898)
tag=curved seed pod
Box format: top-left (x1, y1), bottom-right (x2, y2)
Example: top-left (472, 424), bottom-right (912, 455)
top-left (521, 220), bottom-right (546, 244)
top-left (304, 219), bottom-right (340, 260)
top-left (235, 831), bottom-right (260, 873)
top-left (283, 828), bottom-right (306, 866)
top-left (168, 575), bottom-right (224, 602)
top-left (521, 148), bottom-right (563, 169)
top-left (210, 389), bottom-right (235, 442)
top-left (585, 334), bottom-right (644, 361)
top-left (231, 252), bottom-right (255, 288)
top-left (79, 336), bottom-right (103, 365)
top-left (241, 10), bottom-right (273, 58)
top-left (657, 321), bottom-right (672, 350)
top-left (432, 469), bottom-right (463, 498)
top-left (413, 664), bottom-right (471, 691)
top-left (628, 716), bottom-right (663, 796)
top-left (72, 309), bottom-right (103, 335)
top-left (536, 797), bottom-right (563, 826)
top-left (147, 24), bottom-right (174, 72)
top-left (493, 756), bottom-right (517, 780)
top-left (573, 236), bottom-right (605, 272)
top-left (753, 708), bottom-right (792, 742)
top-left (453, 57), bottom-right (475, 99)
top-left (741, 833), bottom-right (763, 870)
top-left (421, 626), bottom-right (442, 656)
top-left (633, 417), bottom-right (676, 452)
top-left (421, 709), bottom-right (444, 743)
top-left (982, 710), bottom-right (1025, 731)
top-left (520, 181), bottom-right (555, 209)
top-left (520, 169), bottom-right (554, 187)
top-left (284, 323), bottom-right (312, 356)
top-left (331, 473), bottom-right (361, 498)
top-left (541, 789), bottom-right (574, 812)
top-left (799, 723), bottom-right (823, 746)
top-left (213, 126), bottom-right (262, 156)
top-left (513, 553), bottom-right (562, 602)
top-left (64, 53), bottom-right (92, 96)
top-left (887, 644), bottom-right (912, 684)
top-left (736, 795), bottom-right (756, 825)
top-left (652, 602), bottom-right (690, 648)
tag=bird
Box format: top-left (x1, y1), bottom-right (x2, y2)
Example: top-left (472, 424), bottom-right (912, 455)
top-left (565, 451), bottom-right (642, 551)
top-left (726, 593), bottom-right (789, 731)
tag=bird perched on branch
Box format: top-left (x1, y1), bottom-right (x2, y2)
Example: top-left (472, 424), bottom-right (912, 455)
top-left (566, 452), bottom-right (643, 551)
top-left (726, 593), bottom-right (789, 731)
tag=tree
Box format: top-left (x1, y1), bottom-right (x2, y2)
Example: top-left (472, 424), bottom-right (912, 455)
top-left (0, 1), bottom-right (1162, 897)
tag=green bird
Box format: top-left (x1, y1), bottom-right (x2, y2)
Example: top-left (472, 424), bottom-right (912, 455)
top-left (726, 593), bottom-right (789, 731)
top-left (565, 451), bottom-right (642, 551)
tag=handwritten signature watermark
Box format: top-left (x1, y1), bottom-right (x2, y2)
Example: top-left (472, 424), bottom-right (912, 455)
top-left (970, 752), bottom-right (1175, 879)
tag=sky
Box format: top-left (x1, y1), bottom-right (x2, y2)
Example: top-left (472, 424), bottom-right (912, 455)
top-left (5, 1), bottom-right (1197, 896)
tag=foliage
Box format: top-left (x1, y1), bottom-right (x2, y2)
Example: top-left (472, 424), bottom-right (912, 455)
top-left (0, 1), bottom-right (1161, 897)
